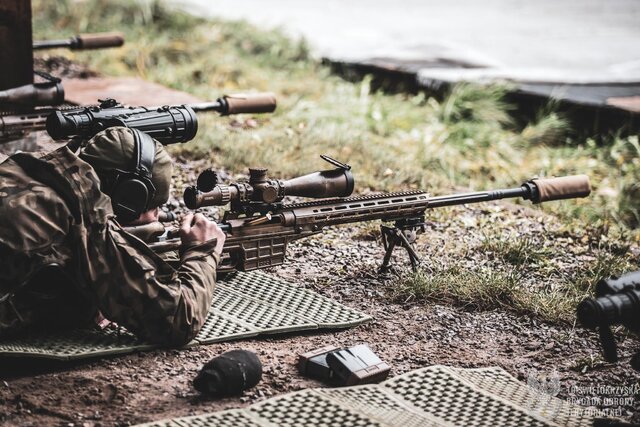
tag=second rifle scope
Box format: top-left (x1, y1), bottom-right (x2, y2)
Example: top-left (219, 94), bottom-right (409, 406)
top-left (46, 102), bottom-right (198, 144)
top-left (577, 271), bottom-right (640, 332)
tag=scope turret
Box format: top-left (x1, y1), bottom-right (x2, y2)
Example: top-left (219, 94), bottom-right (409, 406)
top-left (184, 156), bottom-right (354, 210)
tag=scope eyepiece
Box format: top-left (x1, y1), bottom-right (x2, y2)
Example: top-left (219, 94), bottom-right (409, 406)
top-left (184, 186), bottom-right (200, 210)
top-left (577, 289), bottom-right (640, 331)
top-left (46, 110), bottom-right (83, 140)
top-left (576, 298), bottom-right (602, 329)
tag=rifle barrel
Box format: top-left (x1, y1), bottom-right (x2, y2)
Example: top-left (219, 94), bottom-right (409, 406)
top-left (33, 39), bottom-right (73, 50)
top-left (187, 101), bottom-right (224, 113)
top-left (426, 187), bottom-right (528, 208)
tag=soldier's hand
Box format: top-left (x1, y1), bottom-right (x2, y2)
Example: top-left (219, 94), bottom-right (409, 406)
top-left (180, 213), bottom-right (226, 254)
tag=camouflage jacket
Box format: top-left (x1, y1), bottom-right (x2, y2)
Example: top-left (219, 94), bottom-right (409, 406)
top-left (0, 146), bottom-right (219, 345)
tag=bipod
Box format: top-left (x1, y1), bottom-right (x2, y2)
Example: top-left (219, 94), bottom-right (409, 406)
top-left (379, 217), bottom-right (425, 272)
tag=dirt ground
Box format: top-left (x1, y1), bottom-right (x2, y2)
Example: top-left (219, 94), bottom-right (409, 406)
top-left (0, 144), bottom-right (639, 425)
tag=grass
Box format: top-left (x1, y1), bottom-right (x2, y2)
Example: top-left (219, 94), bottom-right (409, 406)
top-left (32, 0), bottom-right (640, 323)
top-left (391, 228), bottom-right (638, 323)
top-left (480, 234), bottom-right (552, 266)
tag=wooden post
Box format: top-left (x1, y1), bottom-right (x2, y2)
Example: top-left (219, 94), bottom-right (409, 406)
top-left (0, 0), bottom-right (33, 90)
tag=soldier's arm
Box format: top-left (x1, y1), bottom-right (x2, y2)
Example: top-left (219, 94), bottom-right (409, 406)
top-left (92, 215), bottom-right (224, 346)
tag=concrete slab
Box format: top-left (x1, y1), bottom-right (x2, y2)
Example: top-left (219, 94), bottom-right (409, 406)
top-left (608, 96), bottom-right (640, 113)
top-left (177, 0), bottom-right (640, 80)
top-left (175, 0), bottom-right (640, 123)
top-left (62, 77), bottom-right (202, 106)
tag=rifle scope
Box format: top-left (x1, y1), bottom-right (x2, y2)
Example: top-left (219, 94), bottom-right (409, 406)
top-left (46, 100), bottom-right (198, 144)
top-left (45, 93), bottom-right (277, 143)
top-left (577, 288), bottom-right (640, 331)
top-left (184, 156), bottom-right (354, 209)
top-left (0, 82), bottom-right (65, 108)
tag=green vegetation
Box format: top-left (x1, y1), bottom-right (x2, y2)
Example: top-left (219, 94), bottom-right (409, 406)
top-left (480, 234), bottom-right (552, 267)
top-left (33, 0), bottom-right (640, 323)
top-left (392, 266), bottom-right (585, 322)
top-left (391, 230), bottom-right (637, 323)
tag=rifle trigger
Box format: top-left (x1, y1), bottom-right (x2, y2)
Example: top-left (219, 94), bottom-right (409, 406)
top-left (320, 154), bottom-right (351, 170)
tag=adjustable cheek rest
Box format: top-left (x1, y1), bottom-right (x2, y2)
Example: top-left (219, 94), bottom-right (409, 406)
top-left (530, 175), bottom-right (591, 203)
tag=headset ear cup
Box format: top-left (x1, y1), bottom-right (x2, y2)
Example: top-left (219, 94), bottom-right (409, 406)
top-left (112, 179), bottom-right (150, 223)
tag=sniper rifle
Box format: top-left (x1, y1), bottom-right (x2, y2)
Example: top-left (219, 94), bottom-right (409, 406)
top-left (137, 157), bottom-right (592, 273)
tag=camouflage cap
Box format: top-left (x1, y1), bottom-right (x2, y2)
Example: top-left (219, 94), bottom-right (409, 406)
top-left (78, 127), bottom-right (172, 209)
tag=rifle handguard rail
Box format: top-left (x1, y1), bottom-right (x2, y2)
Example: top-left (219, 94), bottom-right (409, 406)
top-left (530, 175), bottom-right (591, 203)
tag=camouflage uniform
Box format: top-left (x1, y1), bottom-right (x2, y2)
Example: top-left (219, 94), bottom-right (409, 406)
top-left (0, 145), bottom-right (219, 346)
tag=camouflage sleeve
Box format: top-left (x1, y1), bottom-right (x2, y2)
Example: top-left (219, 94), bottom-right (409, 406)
top-left (92, 221), bottom-right (220, 346)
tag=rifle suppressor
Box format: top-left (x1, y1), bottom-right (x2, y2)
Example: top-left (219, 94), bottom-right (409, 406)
top-left (33, 32), bottom-right (125, 50)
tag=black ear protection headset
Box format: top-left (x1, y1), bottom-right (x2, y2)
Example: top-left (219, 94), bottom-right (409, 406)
top-left (106, 129), bottom-right (157, 223)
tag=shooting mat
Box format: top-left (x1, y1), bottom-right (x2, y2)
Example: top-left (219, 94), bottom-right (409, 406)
top-left (0, 271), bottom-right (371, 360)
top-left (136, 365), bottom-right (596, 427)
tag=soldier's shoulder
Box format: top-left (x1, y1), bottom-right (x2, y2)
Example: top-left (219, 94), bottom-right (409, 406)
top-left (0, 152), bottom-right (73, 252)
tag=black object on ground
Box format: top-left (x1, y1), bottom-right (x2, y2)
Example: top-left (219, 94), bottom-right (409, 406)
top-left (298, 344), bottom-right (390, 386)
top-left (326, 344), bottom-right (391, 386)
top-left (297, 345), bottom-right (340, 382)
top-left (577, 270), bottom-right (640, 368)
top-left (193, 349), bottom-right (262, 397)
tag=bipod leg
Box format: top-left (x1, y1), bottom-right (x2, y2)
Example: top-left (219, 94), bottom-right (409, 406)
top-left (379, 225), bottom-right (398, 273)
top-left (396, 230), bottom-right (421, 272)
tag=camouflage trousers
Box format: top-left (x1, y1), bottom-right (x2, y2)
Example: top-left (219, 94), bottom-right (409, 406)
top-left (0, 266), bottom-right (96, 339)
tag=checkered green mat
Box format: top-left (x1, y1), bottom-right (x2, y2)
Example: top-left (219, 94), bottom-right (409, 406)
top-left (137, 365), bottom-right (597, 427)
top-left (0, 271), bottom-right (371, 360)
